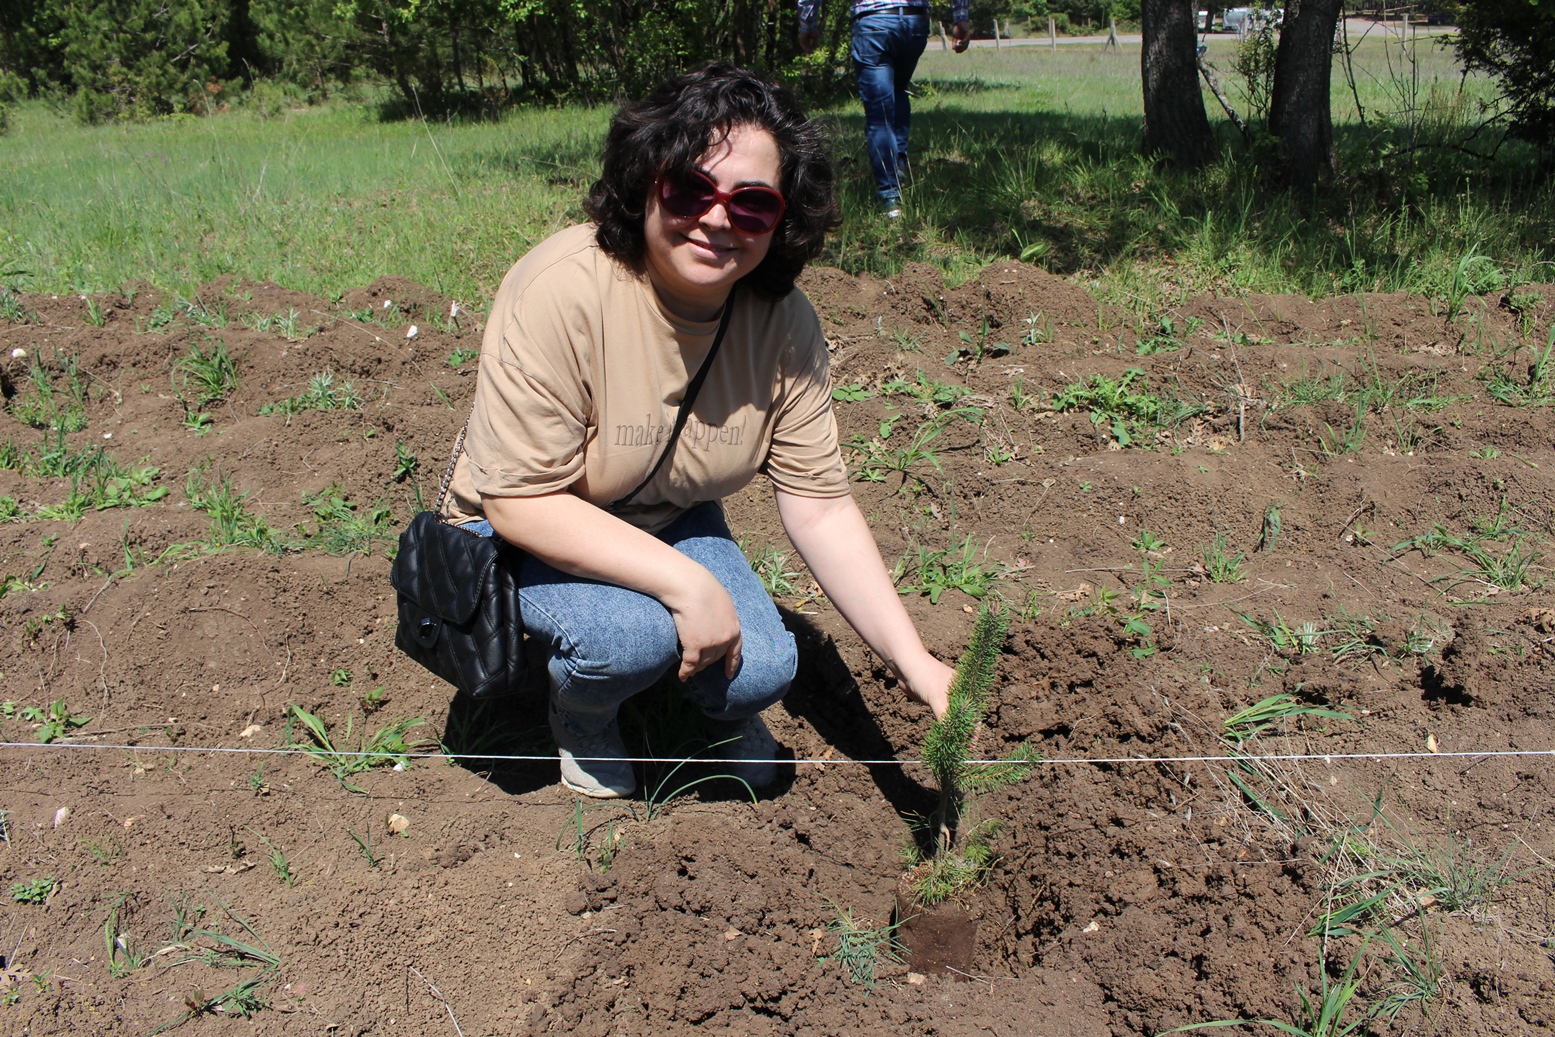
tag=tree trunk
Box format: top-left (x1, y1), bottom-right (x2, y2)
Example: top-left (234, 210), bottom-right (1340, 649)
top-left (1141, 0), bottom-right (1216, 167)
top-left (1269, 0), bottom-right (1343, 187)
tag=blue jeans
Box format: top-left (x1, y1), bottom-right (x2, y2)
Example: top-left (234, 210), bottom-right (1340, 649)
top-left (466, 502), bottom-right (795, 729)
top-left (851, 10), bottom-right (930, 202)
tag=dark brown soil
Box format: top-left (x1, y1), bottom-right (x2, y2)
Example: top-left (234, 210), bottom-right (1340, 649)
top-left (1, 265), bottom-right (1553, 1036)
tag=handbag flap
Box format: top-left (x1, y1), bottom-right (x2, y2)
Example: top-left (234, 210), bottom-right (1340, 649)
top-left (390, 512), bottom-right (503, 625)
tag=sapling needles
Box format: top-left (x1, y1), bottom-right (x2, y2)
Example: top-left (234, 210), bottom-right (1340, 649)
top-left (914, 606), bottom-right (1037, 904)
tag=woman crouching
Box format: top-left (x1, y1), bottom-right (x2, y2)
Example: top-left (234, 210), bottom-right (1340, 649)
top-left (438, 62), bottom-right (954, 798)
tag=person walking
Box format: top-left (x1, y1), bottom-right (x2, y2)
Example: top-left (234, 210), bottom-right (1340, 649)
top-left (798, 0), bottom-right (971, 217)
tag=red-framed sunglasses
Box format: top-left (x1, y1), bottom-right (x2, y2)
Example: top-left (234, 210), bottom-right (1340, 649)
top-left (656, 169), bottom-right (786, 235)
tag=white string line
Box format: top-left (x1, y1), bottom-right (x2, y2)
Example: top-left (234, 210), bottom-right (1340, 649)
top-left (2, 741), bottom-right (1551, 767)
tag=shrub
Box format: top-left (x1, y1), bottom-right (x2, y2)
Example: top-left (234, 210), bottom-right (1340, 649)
top-left (1452, 0), bottom-right (1555, 148)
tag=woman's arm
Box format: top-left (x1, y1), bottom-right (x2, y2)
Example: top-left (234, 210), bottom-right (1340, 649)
top-left (775, 489), bottom-right (953, 717)
top-left (482, 492), bottom-right (742, 681)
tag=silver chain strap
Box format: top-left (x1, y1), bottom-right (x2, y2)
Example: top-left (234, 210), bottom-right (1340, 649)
top-left (432, 418), bottom-right (471, 515)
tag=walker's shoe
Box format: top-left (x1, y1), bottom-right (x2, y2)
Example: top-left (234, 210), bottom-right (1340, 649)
top-left (550, 705), bottom-right (636, 799)
top-left (882, 203), bottom-right (904, 220)
top-left (708, 714), bottom-right (780, 790)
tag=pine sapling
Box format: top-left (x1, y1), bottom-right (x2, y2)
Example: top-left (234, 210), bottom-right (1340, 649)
top-left (914, 606), bottom-right (1037, 904)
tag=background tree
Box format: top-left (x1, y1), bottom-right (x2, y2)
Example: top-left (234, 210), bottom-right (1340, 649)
top-left (1451, 0), bottom-right (1555, 149)
top-left (63, 0), bottom-right (233, 122)
top-left (1267, 0), bottom-right (1343, 186)
top-left (1140, 0), bottom-right (1215, 167)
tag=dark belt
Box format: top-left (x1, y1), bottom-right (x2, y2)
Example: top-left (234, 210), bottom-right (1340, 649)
top-left (855, 5), bottom-right (930, 18)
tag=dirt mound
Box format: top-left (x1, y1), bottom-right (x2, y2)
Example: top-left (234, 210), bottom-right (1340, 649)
top-left (1, 263), bottom-right (1552, 1035)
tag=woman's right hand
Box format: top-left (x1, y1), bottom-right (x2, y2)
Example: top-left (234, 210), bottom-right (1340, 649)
top-left (665, 565), bottom-right (743, 682)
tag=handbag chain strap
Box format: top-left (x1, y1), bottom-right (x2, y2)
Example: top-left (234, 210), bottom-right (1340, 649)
top-left (430, 286), bottom-right (736, 519)
top-left (433, 420), bottom-right (470, 516)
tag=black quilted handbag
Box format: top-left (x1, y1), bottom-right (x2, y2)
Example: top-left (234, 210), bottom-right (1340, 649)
top-left (390, 426), bottom-right (526, 698)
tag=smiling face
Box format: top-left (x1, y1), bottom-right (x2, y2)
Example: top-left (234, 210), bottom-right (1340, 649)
top-left (641, 123), bottom-right (783, 323)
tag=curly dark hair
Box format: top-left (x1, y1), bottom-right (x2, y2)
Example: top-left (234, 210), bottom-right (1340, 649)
top-left (585, 63), bottom-right (840, 301)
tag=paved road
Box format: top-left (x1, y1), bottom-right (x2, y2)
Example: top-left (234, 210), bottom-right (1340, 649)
top-left (955, 17), bottom-right (1453, 50)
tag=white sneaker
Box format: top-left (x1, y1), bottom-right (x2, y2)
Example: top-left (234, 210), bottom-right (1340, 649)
top-left (708, 714), bottom-right (779, 790)
top-left (550, 704), bottom-right (635, 799)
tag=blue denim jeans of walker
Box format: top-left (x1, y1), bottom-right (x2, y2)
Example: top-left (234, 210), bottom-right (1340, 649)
top-left (851, 9), bottom-right (930, 203)
top-left (465, 502), bottom-right (796, 731)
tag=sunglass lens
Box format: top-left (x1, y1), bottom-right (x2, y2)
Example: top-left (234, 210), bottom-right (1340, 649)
top-left (661, 173), bottom-right (716, 219)
top-left (729, 191), bottom-right (783, 233)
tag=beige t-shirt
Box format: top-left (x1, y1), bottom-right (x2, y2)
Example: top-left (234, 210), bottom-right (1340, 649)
top-left (441, 223), bottom-right (849, 534)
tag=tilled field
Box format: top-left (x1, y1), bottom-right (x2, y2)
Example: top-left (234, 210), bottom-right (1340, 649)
top-left (1, 264), bottom-right (1552, 1036)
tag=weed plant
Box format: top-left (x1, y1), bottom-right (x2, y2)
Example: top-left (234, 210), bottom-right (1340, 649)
top-left (895, 535), bottom-right (1004, 604)
top-left (818, 903), bottom-right (903, 989)
top-left (184, 470), bottom-right (288, 552)
top-left (301, 485), bottom-right (395, 556)
top-left (1484, 338), bottom-right (1555, 407)
top-left (0, 287), bottom-right (28, 322)
top-left (10, 877), bottom-right (56, 904)
top-left (149, 898), bottom-right (281, 1033)
top-left (392, 441), bottom-right (425, 511)
top-left (1200, 533), bottom-right (1247, 583)
top-left (1390, 498), bottom-right (1544, 593)
top-left (880, 371), bottom-right (973, 409)
top-left (242, 309), bottom-right (309, 339)
top-left (743, 541), bottom-right (802, 596)
top-left (104, 894), bottom-right (146, 977)
top-left (846, 408), bottom-right (977, 494)
top-left (556, 799), bottom-right (626, 872)
top-left (1222, 694), bottom-right (1352, 747)
top-left (348, 827), bottom-right (380, 869)
top-left (1318, 407), bottom-right (1368, 458)
top-left (285, 705), bottom-right (434, 792)
top-left (16, 698), bottom-right (90, 743)
top-left (1053, 368), bottom-right (1198, 448)
top-left (259, 369), bottom-right (362, 419)
top-left (10, 352), bottom-right (88, 433)
top-left (174, 339), bottom-right (240, 407)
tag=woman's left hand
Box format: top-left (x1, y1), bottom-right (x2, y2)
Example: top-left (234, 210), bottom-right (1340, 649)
top-left (897, 654), bottom-right (954, 718)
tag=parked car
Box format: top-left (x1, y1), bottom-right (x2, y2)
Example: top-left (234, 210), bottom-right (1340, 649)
top-left (1221, 6), bottom-right (1283, 34)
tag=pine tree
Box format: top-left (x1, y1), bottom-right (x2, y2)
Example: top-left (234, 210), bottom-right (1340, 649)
top-left (914, 606), bottom-right (1036, 904)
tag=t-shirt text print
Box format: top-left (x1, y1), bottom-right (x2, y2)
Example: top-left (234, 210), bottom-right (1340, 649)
top-left (615, 415), bottom-right (746, 450)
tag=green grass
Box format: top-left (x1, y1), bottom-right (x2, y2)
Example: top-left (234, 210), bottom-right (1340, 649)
top-left (1, 39), bottom-right (1548, 307)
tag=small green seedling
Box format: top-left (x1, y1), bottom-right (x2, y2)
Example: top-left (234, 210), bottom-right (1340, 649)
top-left (12, 877), bottom-right (57, 904)
top-left (818, 901), bottom-right (903, 989)
top-left (105, 894), bottom-right (146, 977)
top-left (285, 705), bottom-right (434, 792)
top-left (831, 382), bottom-right (874, 402)
top-left (245, 828), bottom-right (295, 887)
top-left (1257, 504), bottom-right (1282, 552)
top-left (174, 339), bottom-right (241, 407)
top-left (348, 828), bottom-right (380, 869)
top-left (1223, 693), bottom-right (1354, 746)
top-left (1200, 533), bottom-right (1247, 583)
top-left (329, 667), bottom-right (352, 687)
top-left (19, 699), bottom-right (90, 743)
top-left (259, 369), bottom-right (362, 419)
